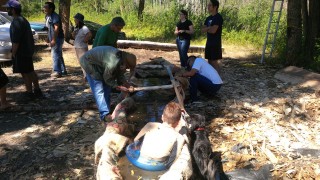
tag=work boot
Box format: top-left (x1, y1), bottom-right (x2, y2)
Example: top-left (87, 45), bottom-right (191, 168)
top-left (51, 72), bottom-right (62, 78)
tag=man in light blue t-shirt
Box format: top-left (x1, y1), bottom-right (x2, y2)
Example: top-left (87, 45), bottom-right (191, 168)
top-left (181, 56), bottom-right (222, 102)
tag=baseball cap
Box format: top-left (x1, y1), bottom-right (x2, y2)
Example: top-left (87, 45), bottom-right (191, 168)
top-left (2, 0), bottom-right (21, 9)
top-left (74, 13), bottom-right (84, 22)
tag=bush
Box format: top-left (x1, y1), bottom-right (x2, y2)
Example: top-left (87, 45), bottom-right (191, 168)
top-left (25, 0), bottom-right (286, 55)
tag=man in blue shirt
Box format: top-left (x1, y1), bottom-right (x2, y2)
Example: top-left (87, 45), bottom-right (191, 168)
top-left (43, 2), bottom-right (67, 78)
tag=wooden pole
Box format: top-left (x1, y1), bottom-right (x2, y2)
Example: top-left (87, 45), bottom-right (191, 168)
top-left (165, 66), bottom-right (185, 109)
top-left (128, 84), bottom-right (174, 92)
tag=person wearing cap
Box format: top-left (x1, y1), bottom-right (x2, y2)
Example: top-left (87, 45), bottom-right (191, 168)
top-left (181, 56), bottom-right (222, 103)
top-left (43, 1), bottom-right (67, 78)
top-left (72, 13), bottom-right (92, 83)
top-left (3, 0), bottom-right (43, 101)
top-left (79, 46), bottom-right (136, 123)
top-left (92, 17), bottom-right (125, 48)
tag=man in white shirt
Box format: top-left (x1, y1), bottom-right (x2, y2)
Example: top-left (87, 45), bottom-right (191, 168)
top-left (181, 56), bottom-right (222, 102)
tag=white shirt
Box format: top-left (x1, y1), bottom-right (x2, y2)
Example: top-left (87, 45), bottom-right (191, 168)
top-left (74, 26), bottom-right (90, 48)
top-left (192, 57), bottom-right (223, 84)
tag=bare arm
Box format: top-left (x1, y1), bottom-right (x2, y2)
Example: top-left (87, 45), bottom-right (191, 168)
top-left (201, 25), bottom-right (207, 33)
top-left (185, 25), bottom-right (194, 34)
top-left (182, 69), bottom-right (197, 77)
top-left (84, 31), bottom-right (92, 43)
top-left (50, 23), bottom-right (59, 47)
top-left (134, 122), bottom-right (160, 142)
top-left (202, 25), bottom-right (219, 34)
top-left (174, 27), bottom-right (179, 35)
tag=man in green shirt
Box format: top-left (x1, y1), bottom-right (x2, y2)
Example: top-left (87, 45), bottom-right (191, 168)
top-left (80, 46), bottom-right (136, 122)
top-left (92, 17), bottom-right (125, 48)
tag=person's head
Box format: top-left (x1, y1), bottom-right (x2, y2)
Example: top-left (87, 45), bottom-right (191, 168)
top-left (186, 55), bottom-right (197, 71)
top-left (74, 13), bottom-right (84, 27)
top-left (110, 17), bottom-right (125, 33)
top-left (3, 0), bottom-right (21, 16)
top-left (179, 9), bottom-right (188, 20)
top-left (43, 2), bottom-right (55, 15)
top-left (208, 0), bottom-right (219, 14)
top-left (162, 102), bottom-right (181, 127)
top-left (119, 51), bottom-right (136, 72)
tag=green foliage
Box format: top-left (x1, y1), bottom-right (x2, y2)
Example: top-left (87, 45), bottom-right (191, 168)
top-left (24, 0), bottom-right (287, 58)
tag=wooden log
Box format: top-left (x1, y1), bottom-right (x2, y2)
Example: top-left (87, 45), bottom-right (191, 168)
top-left (118, 40), bottom-right (205, 53)
top-left (166, 66), bottom-right (185, 109)
top-left (136, 64), bottom-right (164, 69)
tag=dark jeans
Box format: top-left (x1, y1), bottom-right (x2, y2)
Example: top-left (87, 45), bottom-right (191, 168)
top-left (189, 73), bottom-right (221, 102)
top-left (176, 38), bottom-right (190, 68)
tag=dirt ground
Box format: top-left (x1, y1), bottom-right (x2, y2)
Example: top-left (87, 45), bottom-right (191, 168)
top-left (0, 42), bottom-right (319, 180)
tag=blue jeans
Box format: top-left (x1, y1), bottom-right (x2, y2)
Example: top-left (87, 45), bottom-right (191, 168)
top-left (86, 74), bottom-right (111, 120)
top-left (176, 38), bottom-right (190, 68)
top-left (51, 37), bottom-right (66, 74)
top-left (189, 73), bottom-right (221, 102)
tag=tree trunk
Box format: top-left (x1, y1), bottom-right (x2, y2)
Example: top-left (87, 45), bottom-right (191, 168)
top-left (286, 0), bottom-right (302, 66)
top-left (305, 0), bottom-right (320, 65)
top-left (301, 0), bottom-right (308, 49)
top-left (59, 0), bottom-right (71, 42)
top-left (138, 0), bottom-right (145, 21)
top-left (119, 0), bottom-right (124, 17)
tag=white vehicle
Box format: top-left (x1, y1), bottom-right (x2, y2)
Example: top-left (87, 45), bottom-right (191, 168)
top-left (0, 23), bottom-right (38, 62)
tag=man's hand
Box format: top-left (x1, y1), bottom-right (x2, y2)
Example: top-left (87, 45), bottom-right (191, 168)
top-left (116, 86), bottom-right (129, 92)
top-left (50, 40), bottom-right (56, 47)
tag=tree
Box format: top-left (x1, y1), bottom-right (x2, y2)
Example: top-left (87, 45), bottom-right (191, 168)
top-left (59, 0), bottom-right (71, 42)
top-left (304, 0), bottom-right (320, 65)
top-left (286, 0), bottom-right (302, 65)
top-left (287, 0), bottom-right (320, 67)
top-left (138, 0), bottom-right (145, 20)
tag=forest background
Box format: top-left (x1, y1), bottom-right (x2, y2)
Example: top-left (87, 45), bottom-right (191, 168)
top-left (18, 0), bottom-right (320, 72)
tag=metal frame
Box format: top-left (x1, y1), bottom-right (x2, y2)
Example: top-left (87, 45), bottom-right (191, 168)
top-left (261, 0), bottom-right (284, 63)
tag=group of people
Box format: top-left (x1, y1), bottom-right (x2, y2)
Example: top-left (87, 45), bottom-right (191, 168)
top-left (175, 0), bottom-right (223, 103)
top-left (0, 0), bottom-right (223, 174)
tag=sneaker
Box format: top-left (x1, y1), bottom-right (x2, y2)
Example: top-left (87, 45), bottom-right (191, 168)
top-left (34, 88), bottom-right (44, 99)
top-left (51, 72), bottom-right (62, 78)
top-left (103, 114), bottom-right (113, 123)
top-left (62, 71), bottom-right (68, 76)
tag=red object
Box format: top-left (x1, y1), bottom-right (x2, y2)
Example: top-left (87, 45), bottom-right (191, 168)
top-left (195, 127), bottom-right (205, 131)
